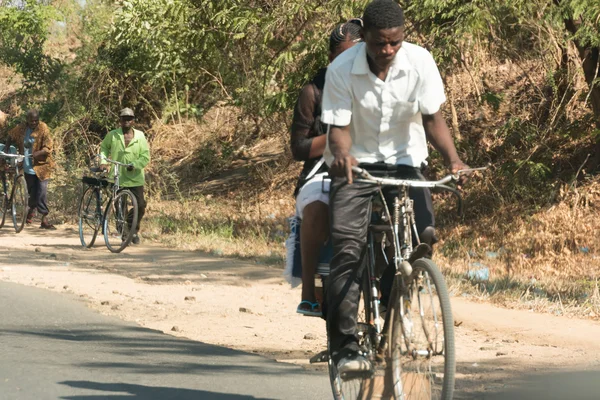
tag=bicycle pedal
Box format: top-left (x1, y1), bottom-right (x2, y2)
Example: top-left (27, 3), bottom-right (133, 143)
top-left (309, 350), bottom-right (329, 364)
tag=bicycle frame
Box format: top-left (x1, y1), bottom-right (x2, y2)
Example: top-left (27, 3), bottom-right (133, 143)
top-left (353, 166), bottom-right (486, 355)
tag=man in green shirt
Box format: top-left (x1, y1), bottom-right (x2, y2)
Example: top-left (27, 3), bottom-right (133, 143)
top-left (100, 108), bottom-right (150, 244)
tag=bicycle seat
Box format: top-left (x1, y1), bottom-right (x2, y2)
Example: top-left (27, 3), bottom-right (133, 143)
top-left (82, 176), bottom-right (109, 187)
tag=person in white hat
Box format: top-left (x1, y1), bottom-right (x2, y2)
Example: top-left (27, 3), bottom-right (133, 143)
top-left (100, 107), bottom-right (150, 244)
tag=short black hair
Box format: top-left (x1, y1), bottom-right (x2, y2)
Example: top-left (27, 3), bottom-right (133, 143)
top-left (26, 109), bottom-right (39, 119)
top-left (362, 0), bottom-right (405, 31)
top-left (329, 18), bottom-right (363, 53)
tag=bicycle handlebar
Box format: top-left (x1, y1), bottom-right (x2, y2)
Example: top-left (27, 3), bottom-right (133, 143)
top-left (351, 166), bottom-right (487, 187)
top-left (0, 151), bottom-right (30, 162)
top-left (351, 166), bottom-right (487, 217)
top-left (98, 154), bottom-right (133, 168)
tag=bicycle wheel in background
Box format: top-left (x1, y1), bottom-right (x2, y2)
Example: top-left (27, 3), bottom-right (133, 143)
top-left (78, 186), bottom-right (101, 247)
top-left (11, 174), bottom-right (27, 233)
top-left (103, 189), bottom-right (138, 253)
top-left (0, 175), bottom-right (10, 228)
top-left (388, 257), bottom-right (456, 400)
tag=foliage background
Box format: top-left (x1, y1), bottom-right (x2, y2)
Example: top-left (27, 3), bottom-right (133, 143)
top-left (1, 0), bottom-right (600, 288)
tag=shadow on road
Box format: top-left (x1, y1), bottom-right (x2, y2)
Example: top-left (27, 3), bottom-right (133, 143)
top-left (59, 381), bottom-right (273, 399)
top-left (0, 323), bottom-right (310, 377)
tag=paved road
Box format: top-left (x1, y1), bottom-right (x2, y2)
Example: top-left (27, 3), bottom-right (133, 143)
top-left (0, 282), bottom-right (331, 399)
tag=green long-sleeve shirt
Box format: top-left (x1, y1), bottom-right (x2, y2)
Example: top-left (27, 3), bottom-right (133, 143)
top-left (100, 128), bottom-right (150, 187)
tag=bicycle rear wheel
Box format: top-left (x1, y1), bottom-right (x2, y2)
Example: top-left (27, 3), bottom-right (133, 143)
top-left (78, 186), bottom-right (101, 248)
top-left (11, 174), bottom-right (27, 233)
top-left (103, 189), bottom-right (138, 253)
top-left (388, 258), bottom-right (455, 400)
top-left (0, 175), bottom-right (9, 228)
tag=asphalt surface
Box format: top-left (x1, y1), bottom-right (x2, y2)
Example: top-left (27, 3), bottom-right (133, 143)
top-left (0, 281), bottom-right (331, 399)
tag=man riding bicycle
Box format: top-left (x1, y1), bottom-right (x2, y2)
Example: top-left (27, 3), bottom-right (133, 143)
top-left (321, 0), bottom-right (468, 374)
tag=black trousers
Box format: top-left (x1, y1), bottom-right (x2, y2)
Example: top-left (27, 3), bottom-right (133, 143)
top-left (325, 165), bottom-right (434, 355)
top-left (24, 173), bottom-right (49, 215)
top-left (121, 186), bottom-right (146, 233)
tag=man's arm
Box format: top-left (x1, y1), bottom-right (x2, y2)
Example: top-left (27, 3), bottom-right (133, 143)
top-left (328, 125), bottom-right (357, 183)
top-left (32, 123), bottom-right (52, 160)
top-left (291, 84), bottom-right (327, 161)
top-left (422, 111), bottom-right (467, 173)
top-left (321, 63), bottom-right (356, 182)
top-left (99, 132), bottom-right (112, 170)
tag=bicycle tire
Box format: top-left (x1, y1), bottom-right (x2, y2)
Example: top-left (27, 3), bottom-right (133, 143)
top-left (11, 174), bottom-right (27, 233)
top-left (0, 175), bottom-right (9, 229)
top-left (388, 258), bottom-right (455, 400)
top-left (78, 186), bottom-right (101, 248)
top-left (103, 189), bottom-right (138, 253)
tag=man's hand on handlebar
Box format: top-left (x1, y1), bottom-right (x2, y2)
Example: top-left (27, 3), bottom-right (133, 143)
top-left (126, 164), bottom-right (134, 171)
top-left (329, 153), bottom-right (359, 184)
top-left (100, 164), bottom-right (110, 172)
top-left (449, 159), bottom-right (470, 187)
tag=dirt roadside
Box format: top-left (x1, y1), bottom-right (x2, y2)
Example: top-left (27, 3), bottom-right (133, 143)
top-left (2, 226), bottom-right (600, 399)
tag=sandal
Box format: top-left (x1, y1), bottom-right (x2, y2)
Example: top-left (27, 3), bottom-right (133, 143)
top-left (26, 210), bottom-right (35, 224)
top-left (296, 300), bottom-right (322, 317)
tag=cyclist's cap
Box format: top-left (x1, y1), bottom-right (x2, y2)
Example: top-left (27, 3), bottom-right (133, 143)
top-left (119, 108), bottom-right (135, 117)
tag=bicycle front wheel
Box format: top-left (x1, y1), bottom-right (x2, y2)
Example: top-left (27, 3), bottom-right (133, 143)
top-left (103, 190), bottom-right (138, 253)
top-left (388, 258), bottom-right (456, 400)
top-left (78, 186), bottom-right (101, 248)
top-left (11, 174), bottom-right (27, 233)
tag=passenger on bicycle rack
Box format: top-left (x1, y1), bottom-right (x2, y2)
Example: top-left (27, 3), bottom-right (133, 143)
top-left (321, 0), bottom-right (468, 374)
top-left (100, 108), bottom-right (150, 245)
top-left (290, 19), bottom-right (362, 318)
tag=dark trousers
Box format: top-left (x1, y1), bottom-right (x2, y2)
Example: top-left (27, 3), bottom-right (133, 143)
top-left (121, 186), bottom-right (146, 233)
top-left (24, 173), bottom-right (49, 215)
top-left (325, 165), bottom-right (434, 355)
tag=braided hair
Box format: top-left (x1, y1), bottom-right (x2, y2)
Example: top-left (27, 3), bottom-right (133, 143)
top-left (329, 18), bottom-right (363, 53)
top-left (362, 0), bottom-right (405, 31)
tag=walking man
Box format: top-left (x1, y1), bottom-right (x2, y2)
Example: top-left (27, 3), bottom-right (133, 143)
top-left (6, 109), bottom-right (56, 229)
top-left (100, 108), bottom-right (150, 244)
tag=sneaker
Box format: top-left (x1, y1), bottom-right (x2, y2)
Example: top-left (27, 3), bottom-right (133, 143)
top-left (131, 234), bottom-right (140, 245)
top-left (336, 351), bottom-right (372, 377)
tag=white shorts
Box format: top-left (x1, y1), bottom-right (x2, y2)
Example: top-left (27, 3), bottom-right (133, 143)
top-left (295, 173), bottom-right (330, 218)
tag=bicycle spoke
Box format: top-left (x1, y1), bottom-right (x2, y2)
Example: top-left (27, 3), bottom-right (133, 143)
top-left (389, 259), bottom-right (455, 400)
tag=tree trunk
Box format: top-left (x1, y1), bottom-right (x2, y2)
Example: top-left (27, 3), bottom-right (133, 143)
top-left (563, 17), bottom-right (600, 169)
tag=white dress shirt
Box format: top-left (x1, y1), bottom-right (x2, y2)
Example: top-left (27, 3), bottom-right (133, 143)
top-left (321, 41), bottom-right (446, 167)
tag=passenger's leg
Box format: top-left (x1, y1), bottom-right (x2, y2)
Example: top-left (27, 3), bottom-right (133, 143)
top-left (299, 200), bottom-right (329, 308)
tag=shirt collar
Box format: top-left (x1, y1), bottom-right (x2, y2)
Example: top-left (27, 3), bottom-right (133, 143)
top-left (351, 43), bottom-right (414, 76)
top-left (118, 128), bottom-right (138, 145)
